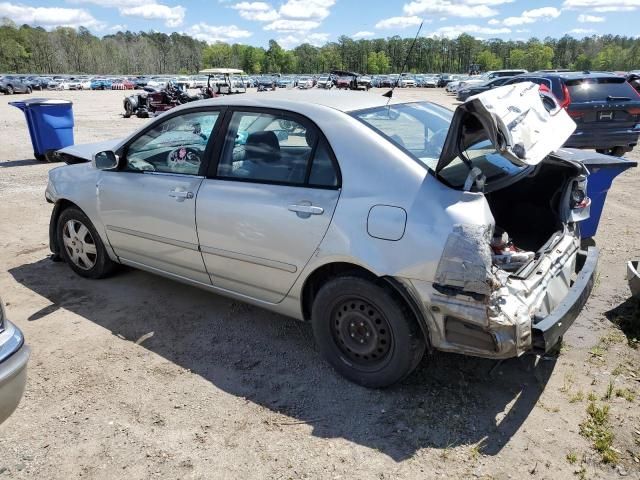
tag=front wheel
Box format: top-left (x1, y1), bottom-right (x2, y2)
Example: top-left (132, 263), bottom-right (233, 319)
top-left (311, 276), bottom-right (425, 388)
top-left (26, 86), bottom-right (32, 94)
top-left (5, 85), bottom-right (13, 95)
top-left (123, 100), bottom-right (133, 118)
top-left (57, 207), bottom-right (115, 279)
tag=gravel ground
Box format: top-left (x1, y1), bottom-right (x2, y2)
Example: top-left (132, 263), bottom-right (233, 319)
top-left (0, 87), bottom-right (639, 479)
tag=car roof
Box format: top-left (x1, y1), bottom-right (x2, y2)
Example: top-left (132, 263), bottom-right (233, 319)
top-left (188, 90), bottom-right (406, 113)
top-left (525, 71), bottom-right (623, 80)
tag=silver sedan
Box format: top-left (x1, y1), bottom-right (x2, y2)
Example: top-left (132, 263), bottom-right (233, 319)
top-left (46, 86), bottom-right (598, 387)
top-left (0, 298), bottom-right (29, 424)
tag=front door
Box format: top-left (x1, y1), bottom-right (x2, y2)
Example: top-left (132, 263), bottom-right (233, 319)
top-left (196, 109), bottom-right (341, 303)
top-left (98, 109), bottom-right (222, 284)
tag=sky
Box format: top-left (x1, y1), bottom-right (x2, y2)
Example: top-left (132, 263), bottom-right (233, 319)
top-left (0, 0), bottom-right (638, 48)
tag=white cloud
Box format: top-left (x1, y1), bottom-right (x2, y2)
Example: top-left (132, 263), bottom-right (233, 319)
top-left (488, 18), bottom-right (500, 24)
top-left (578, 13), bottom-right (606, 21)
top-left (264, 19), bottom-right (320, 31)
top-left (0, 2), bottom-right (104, 29)
top-left (119, 4), bottom-right (185, 27)
top-left (279, 0), bottom-right (335, 20)
top-left (230, 0), bottom-right (335, 33)
top-left (403, 0), bottom-right (514, 19)
top-left (352, 30), bottom-right (375, 39)
top-left (109, 24), bottom-right (127, 31)
top-left (563, 0), bottom-right (640, 12)
top-left (502, 7), bottom-right (561, 26)
top-left (187, 22), bottom-right (252, 43)
top-left (71, 0), bottom-right (186, 27)
top-left (568, 27), bottom-right (596, 34)
top-left (277, 32), bottom-right (329, 48)
top-left (375, 15), bottom-right (423, 29)
top-left (231, 2), bottom-right (278, 21)
top-left (427, 23), bottom-right (511, 38)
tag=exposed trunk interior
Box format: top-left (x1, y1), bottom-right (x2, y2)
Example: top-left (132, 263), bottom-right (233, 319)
top-left (485, 160), bottom-right (578, 253)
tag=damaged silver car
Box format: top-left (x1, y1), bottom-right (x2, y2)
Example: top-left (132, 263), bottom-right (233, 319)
top-left (46, 84), bottom-right (597, 387)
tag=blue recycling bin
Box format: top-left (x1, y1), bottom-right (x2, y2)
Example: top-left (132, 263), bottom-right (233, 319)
top-left (580, 155), bottom-right (637, 238)
top-left (9, 98), bottom-right (74, 162)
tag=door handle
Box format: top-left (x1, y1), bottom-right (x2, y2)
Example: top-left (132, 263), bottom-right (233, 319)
top-left (169, 190), bottom-right (194, 199)
top-left (288, 204), bottom-right (324, 215)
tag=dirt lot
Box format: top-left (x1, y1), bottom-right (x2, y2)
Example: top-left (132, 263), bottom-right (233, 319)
top-left (0, 87), bottom-right (639, 480)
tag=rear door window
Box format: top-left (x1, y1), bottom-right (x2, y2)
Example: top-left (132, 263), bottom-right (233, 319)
top-left (565, 77), bottom-right (637, 102)
top-left (216, 110), bottom-right (339, 187)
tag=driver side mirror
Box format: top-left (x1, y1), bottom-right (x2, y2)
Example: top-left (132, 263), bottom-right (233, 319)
top-left (93, 150), bottom-right (120, 170)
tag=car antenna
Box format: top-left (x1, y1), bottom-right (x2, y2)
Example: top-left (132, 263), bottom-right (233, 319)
top-left (384, 19), bottom-right (424, 104)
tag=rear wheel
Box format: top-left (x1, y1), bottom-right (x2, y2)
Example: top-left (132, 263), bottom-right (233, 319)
top-left (5, 85), bottom-right (13, 95)
top-left (311, 276), bottom-right (425, 388)
top-left (57, 207), bottom-right (115, 279)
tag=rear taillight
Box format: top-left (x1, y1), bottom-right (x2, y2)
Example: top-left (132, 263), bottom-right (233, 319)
top-left (627, 107), bottom-right (640, 115)
top-left (560, 83), bottom-right (571, 109)
top-left (568, 110), bottom-right (584, 118)
top-left (571, 176), bottom-right (589, 210)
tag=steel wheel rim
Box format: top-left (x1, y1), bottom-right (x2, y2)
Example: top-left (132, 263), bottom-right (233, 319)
top-left (331, 296), bottom-right (393, 371)
top-left (62, 220), bottom-right (97, 270)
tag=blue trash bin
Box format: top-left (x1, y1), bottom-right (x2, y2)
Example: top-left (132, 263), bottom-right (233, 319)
top-left (9, 98), bottom-right (74, 162)
top-left (580, 155), bottom-right (637, 238)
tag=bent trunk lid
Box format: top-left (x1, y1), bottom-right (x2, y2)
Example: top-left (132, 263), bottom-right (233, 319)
top-left (436, 81), bottom-right (576, 173)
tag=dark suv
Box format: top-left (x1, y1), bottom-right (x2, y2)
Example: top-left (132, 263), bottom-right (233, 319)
top-left (505, 72), bottom-right (640, 156)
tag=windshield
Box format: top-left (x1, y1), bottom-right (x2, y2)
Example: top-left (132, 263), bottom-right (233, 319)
top-left (351, 101), bottom-right (528, 190)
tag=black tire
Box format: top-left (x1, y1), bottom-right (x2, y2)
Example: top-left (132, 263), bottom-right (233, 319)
top-left (5, 85), bottom-right (13, 95)
top-left (26, 86), bottom-right (32, 94)
top-left (311, 276), bottom-right (426, 388)
top-left (57, 207), bottom-right (115, 279)
top-left (123, 100), bottom-right (133, 118)
top-left (611, 146), bottom-right (626, 157)
top-left (34, 152), bottom-right (46, 162)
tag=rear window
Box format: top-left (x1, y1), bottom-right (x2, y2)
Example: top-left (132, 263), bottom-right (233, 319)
top-left (565, 77), bottom-right (638, 102)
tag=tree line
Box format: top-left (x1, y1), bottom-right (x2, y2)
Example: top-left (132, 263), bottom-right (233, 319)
top-left (1, 18), bottom-right (639, 75)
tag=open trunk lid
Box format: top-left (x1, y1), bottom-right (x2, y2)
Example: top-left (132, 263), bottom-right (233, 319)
top-left (436, 82), bottom-right (576, 173)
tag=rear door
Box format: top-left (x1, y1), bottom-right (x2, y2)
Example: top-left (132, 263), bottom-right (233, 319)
top-left (565, 77), bottom-right (640, 128)
top-left (196, 108), bottom-right (341, 303)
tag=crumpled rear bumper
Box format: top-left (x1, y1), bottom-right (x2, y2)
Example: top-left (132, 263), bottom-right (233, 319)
top-left (532, 246), bottom-right (599, 352)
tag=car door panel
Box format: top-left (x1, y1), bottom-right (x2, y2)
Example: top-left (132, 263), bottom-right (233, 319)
top-left (196, 180), bottom-right (339, 303)
top-left (97, 172), bottom-right (211, 284)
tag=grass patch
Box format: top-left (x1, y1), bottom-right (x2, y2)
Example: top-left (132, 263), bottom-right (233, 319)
top-left (587, 392), bottom-right (597, 402)
top-left (615, 388), bottom-right (636, 402)
top-left (566, 451), bottom-right (578, 464)
top-left (580, 402), bottom-right (618, 464)
top-left (603, 380), bottom-right (614, 401)
top-left (569, 391), bottom-right (584, 403)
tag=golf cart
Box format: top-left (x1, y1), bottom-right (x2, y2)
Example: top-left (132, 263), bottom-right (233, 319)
top-left (200, 68), bottom-right (247, 96)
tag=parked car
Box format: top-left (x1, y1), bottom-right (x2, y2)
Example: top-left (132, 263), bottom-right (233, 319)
top-left (316, 75), bottom-right (333, 89)
top-left (332, 70), bottom-right (371, 90)
top-left (47, 86), bottom-right (597, 387)
top-left (0, 297), bottom-right (30, 424)
top-left (398, 74), bottom-right (416, 88)
top-left (90, 78), bottom-right (112, 90)
top-left (438, 74), bottom-right (456, 88)
top-left (484, 69), bottom-right (527, 79)
top-left (297, 76), bottom-right (314, 89)
top-left (457, 76), bottom-right (513, 101)
top-left (505, 71), bottom-right (640, 156)
top-left (0, 75), bottom-right (32, 94)
top-left (423, 76), bottom-right (438, 88)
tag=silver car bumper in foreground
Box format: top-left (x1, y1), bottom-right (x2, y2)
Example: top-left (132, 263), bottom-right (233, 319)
top-left (0, 321), bottom-right (29, 424)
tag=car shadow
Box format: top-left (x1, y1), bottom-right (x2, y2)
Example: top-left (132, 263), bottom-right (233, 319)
top-left (605, 296), bottom-right (639, 346)
top-left (10, 257), bottom-right (556, 461)
top-left (0, 159), bottom-right (42, 168)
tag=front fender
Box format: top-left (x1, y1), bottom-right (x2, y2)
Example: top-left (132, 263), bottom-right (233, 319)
top-left (46, 165), bottom-right (118, 262)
